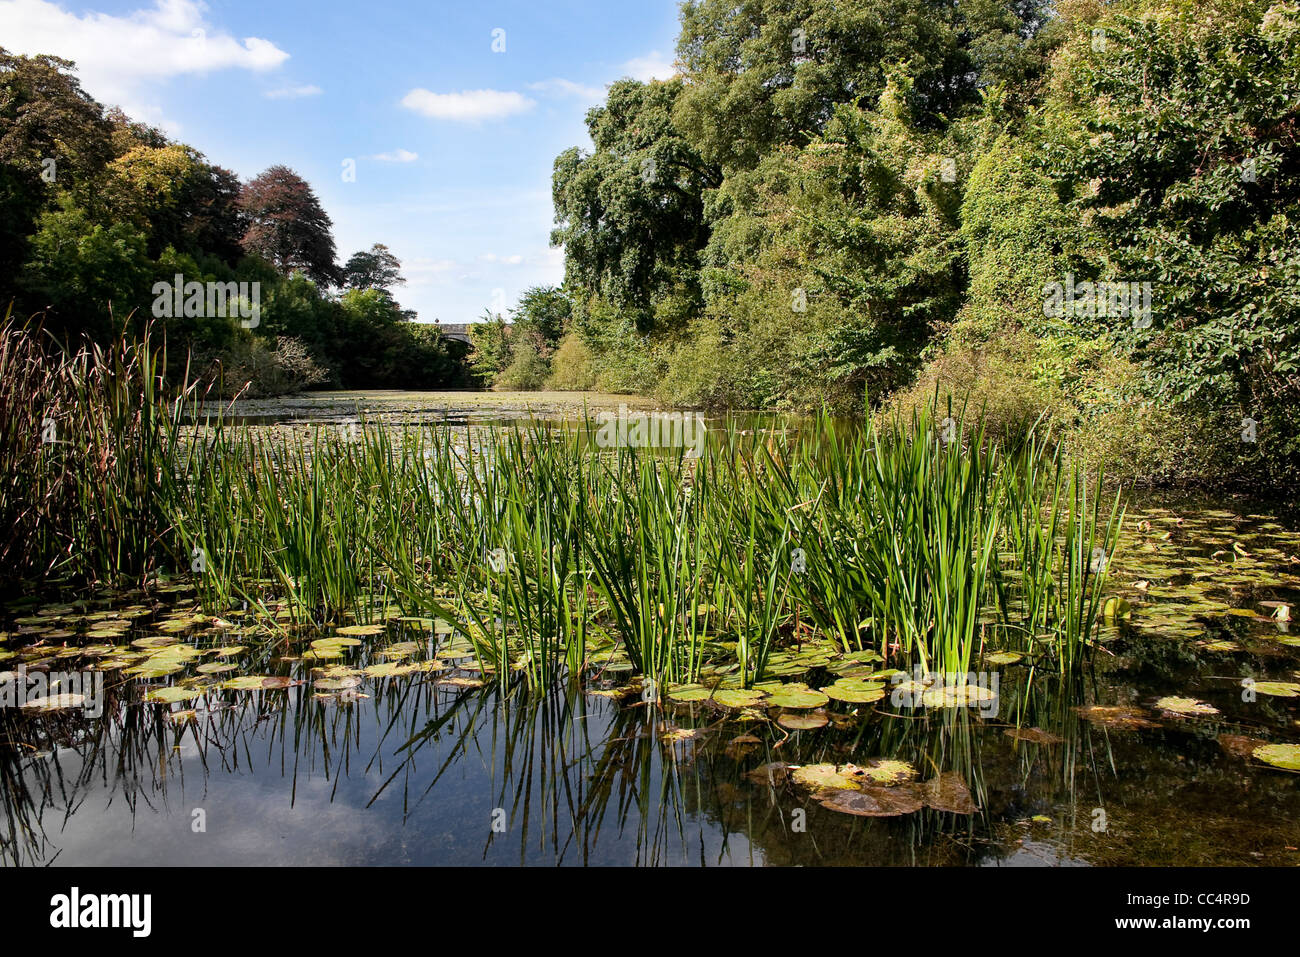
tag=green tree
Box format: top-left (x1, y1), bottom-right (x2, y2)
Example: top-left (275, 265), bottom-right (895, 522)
top-left (551, 79), bottom-right (719, 331)
top-left (342, 243), bottom-right (405, 292)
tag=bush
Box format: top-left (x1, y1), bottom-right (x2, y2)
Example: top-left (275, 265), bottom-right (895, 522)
top-left (544, 332), bottom-right (597, 390)
top-left (496, 339), bottom-right (550, 391)
top-left (203, 334), bottom-right (329, 398)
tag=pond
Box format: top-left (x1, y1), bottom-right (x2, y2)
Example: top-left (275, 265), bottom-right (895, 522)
top-left (2, 392), bottom-right (1298, 867)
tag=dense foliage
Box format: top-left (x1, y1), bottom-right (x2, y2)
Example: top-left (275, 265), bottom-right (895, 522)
top-left (549, 0), bottom-right (1300, 485)
top-left (0, 49), bottom-right (469, 395)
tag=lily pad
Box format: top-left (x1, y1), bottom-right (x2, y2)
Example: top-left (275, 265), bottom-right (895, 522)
top-left (822, 682), bottom-right (886, 703)
top-left (144, 686), bottom-right (205, 704)
top-left (1247, 680), bottom-right (1300, 698)
top-left (859, 758), bottom-right (917, 786)
top-left (791, 763), bottom-right (868, 791)
top-left (712, 688), bottom-right (767, 709)
top-left (777, 711), bottom-right (829, 730)
top-left (818, 785), bottom-right (923, 817)
top-left (1252, 743), bottom-right (1300, 771)
top-left (763, 683), bottom-right (829, 709)
top-left (222, 675), bottom-right (274, 690)
top-left (314, 676), bottom-right (362, 691)
top-left (666, 683), bottom-right (711, 703)
top-left (918, 772), bottom-right (978, 814)
top-left (1154, 696), bottom-right (1220, 717)
top-left (21, 693), bottom-right (85, 711)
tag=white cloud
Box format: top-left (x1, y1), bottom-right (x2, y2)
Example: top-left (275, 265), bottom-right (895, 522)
top-left (479, 253), bottom-right (524, 265)
top-left (528, 78), bottom-right (605, 102)
top-left (0, 0), bottom-right (289, 121)
top-left (265, 84), bottom-right (321, 99)
top-left (622, 51), bottom-right (676, 83)
top-left (371, 149), bottom-right (418, 163)
top-left (400, 88), bottom-right (535, 122)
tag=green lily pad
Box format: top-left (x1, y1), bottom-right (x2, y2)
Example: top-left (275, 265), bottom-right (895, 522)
top-left (1252, 743), bottom-right (1300, 771)
top-left (21, 693), bottom-right (85, 711)
top-left (144, 686), bottom-right (205, 704)
top-left (821, 686), bottom-right (883, 707)
top-left (712, 688), bottom-right (767, 708)
top-left (985, 652), bottom-right (1023, 665)
top-left (791, 763), bottom-right (867, 791)
top-left (764, 683), bottom-right (829, 709)
top-left (1154, 696), bottom-right (1220, 717)
top-left (1248, 680), bottom-right (1300, 697)
top-left (222, 675), bottom-right (274, 690)
top-left (666, 683), bottom-right (711, 702)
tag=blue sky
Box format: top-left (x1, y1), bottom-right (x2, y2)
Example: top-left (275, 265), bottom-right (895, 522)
top-left (0, 0), bottom-right (683, 323)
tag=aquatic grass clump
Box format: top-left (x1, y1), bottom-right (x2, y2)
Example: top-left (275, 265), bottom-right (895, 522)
top-left (0, 317), bottom-right (1124, 695)
top-left (0, 316), bottom-right (201, 591)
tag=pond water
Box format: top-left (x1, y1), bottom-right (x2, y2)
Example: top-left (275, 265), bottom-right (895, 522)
top-left (2, 393), bottom-right (1298, 867)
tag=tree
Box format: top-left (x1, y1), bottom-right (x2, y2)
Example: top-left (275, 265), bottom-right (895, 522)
top-left (467, 311), bottom-right (513, 383)
top-left (509, 285), bottom-right (571, 357)
top-left (671, 0), bottom-right (1052, 173)
top-left (0, 49), bottom-right (114, 286)
top-left (342, 243), bottom-right (405, 292)
top-left (551, 79), bottom-right (719, 331)
top-left (1045, 0), bottom-right (1300, 462)
top-left (238, 166), bottom-right (340, 285)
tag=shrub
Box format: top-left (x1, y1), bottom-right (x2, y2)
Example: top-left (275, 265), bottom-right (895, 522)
top-left (544, 332), bottom-right (596, 390)
top-left (496, 339), bottom-right (550, 391)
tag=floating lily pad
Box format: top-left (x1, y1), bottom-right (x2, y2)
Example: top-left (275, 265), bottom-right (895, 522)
top-left (1154, 696), bottom-right (1220, 717)
top-left (791, 763), bottom-right (867, 791)
top-left (335, 624), bottom-right (385, 636)
top-left (860, 758), bottom-right (917, 785)
top-left (666, 683), bottom-right (711, 702)
top-left (144, 686), bottom-right (205, 704)
top-left (917, 772), bottom-right (978, 814)
top-left (363, 662), bottom-right (418, 678)
top-left (196, 662), bottom-right (237, 675)
top-left (222, 675), bottom-right (274, 690)
top-left (822, 682), bottom-right (886, 703)
top-left (1075, 705), bottom-right (1160, 729)
top-left (985, 651), bottom-right (1024, 665)
top-left (777, 711), bottom-right (828, 730)
top-left (1247, 680), bottom-right (1300, 698)
top-left (818, 785), bottom-right (923, 817)
top-left (1252, 743), bottom-right (1300, 771)
top-left (314, 676), bottom-right (362, 691)
top-left (764, 683), bottom-right (829, 709)
top-left (21, 693), bottom-right (85, 711)
top-left (712, 688), bottom-right (767, 709)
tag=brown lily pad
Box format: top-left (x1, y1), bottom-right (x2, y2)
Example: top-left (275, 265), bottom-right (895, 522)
top-left (917, 772), bottom-right (978, 814)
top-left (817, 785), bottom-right (924, 817)
top-left (1004, 726), bottom-right (1063, 745)
top-left (1075, 705), bottom-right (1160, 730)
top-left (1218, 733), bottom-right (1270, 760)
